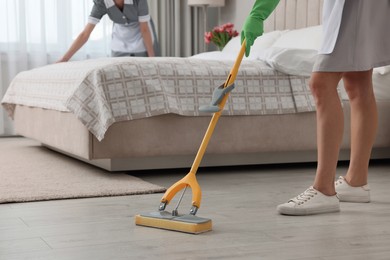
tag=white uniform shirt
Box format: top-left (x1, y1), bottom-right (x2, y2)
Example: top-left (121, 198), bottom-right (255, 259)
top-left (319, 0), bottom-right (346, 54)
top-left (88, 0), bottom-right (152, 53)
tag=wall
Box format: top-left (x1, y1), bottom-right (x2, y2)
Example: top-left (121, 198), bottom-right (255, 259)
top-left (220, 0), bottom-right (324, 32)
top-left (220, 1), bottom-right (254, 31)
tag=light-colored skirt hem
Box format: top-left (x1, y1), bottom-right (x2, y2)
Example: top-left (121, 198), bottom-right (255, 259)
top-left (313, 0), bottom-right (390, 72)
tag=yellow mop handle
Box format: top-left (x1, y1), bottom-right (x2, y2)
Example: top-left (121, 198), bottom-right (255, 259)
top-left (190, 39), bottom-right (246, 174)
top-left (161, 40), bottom-right (246, 209)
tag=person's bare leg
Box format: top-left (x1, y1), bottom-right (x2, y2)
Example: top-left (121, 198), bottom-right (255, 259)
top-left (309, 72), bottom-right (344, 196)
top-left (342, 70), bottom-right (377, 187)
top-left (276, 72), bottom-right (344, 215)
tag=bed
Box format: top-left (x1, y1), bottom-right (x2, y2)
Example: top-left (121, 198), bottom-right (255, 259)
top-left (2, 8), bottom-right (390, 172)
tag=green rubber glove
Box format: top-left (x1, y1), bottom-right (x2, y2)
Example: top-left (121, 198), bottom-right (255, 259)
top-left (241, 0), bottom-right (280, 57)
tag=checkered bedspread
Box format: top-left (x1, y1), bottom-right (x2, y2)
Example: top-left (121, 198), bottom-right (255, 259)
top-left (2, 57), bottom-right (315, 141)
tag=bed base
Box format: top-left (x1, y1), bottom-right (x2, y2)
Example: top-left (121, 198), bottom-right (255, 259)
top-left (13, 102), bottom-right (390, 172)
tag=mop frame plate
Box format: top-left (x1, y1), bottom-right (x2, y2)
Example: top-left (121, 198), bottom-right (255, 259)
top-left (135, 212), bottom-right (212, 234)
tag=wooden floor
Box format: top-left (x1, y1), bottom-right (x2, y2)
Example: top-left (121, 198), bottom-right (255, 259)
top-left (1, 160), bottom-right (390, 260)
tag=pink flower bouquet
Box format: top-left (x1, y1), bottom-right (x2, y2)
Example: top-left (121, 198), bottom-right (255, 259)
top-left (204, 23), bottom-right (239, 50)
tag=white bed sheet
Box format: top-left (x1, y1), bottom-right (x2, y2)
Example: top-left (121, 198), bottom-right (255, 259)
top-left (372, 72), bottom-right (390, 101)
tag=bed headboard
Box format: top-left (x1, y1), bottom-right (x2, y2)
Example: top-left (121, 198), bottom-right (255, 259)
top-left (220, 0), bottom-right (324, 31)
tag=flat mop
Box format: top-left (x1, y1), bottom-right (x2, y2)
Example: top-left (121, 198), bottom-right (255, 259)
top-left (135, 0), bottom-right (281, 234)
top-left (134, 40), bottom-right (246, 234)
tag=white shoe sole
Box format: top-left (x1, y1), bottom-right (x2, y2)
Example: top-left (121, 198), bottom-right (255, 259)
top-left (336, 194), bottom-right (370, 203)
top-left (277, 205), bottom-right (340, 216)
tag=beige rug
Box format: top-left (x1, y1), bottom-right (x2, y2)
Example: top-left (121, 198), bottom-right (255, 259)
top-left (0, 137), bottom-right (166, 203)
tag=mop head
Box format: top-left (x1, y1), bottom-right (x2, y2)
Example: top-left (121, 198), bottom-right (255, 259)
top-left (135, 211), bottom-right (212, 234)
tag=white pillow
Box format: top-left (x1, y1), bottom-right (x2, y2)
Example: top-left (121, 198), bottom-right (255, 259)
top-left (262, 47), bottom-right (318, 76)
top-left (221, 36), bottom-right (241, 53)
top-left (251, 30), bottom-right (288, 52)
top-left (190, 51), bottom-right (236, 61)
top-left (222, 30), bottom-right (287, 54)
top-left (272, 25), bottom-right (322, 50)
top-left (190, 51), bottom-right (257, 61)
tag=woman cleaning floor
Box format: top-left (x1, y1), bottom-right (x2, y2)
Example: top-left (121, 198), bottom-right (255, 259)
top-left (241, 0), bottom-right (390, 215)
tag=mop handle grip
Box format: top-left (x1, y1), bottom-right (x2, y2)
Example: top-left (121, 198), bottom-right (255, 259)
top-left (224, 39), bottom-right (246, 88)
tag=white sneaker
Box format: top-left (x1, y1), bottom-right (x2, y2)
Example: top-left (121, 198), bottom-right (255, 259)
top-left (277, 187), bottom-right (340, 216)
top-left (335, 176), bottom-right (370, 203)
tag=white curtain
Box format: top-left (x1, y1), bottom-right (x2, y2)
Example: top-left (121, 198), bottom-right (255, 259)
top-left (148, 0), bottom-right (219, 57)
top-left (149, 0), bottom-right (194, 57)
top-left (0, 0), bottom-right (113, 136)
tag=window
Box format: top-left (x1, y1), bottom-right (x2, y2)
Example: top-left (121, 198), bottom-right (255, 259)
top-left (0, 0), bottom-right (112, 59)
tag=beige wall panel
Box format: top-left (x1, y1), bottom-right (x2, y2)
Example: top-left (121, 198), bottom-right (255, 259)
top-left (221, 0), bottom-right (323, 32)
